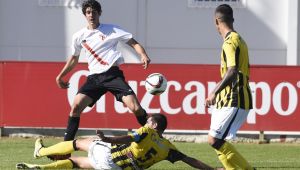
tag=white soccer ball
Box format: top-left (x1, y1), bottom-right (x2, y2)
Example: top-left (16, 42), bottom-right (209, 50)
top-left (145, 73), bottom-right (167, 95)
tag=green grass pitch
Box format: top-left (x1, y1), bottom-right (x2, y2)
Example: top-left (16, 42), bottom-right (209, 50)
top-left (1, 137), bottom-right (300, 169)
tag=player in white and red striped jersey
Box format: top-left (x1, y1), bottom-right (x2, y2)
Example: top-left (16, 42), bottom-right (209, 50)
top-left (55, 0), bottom-right (151, 155)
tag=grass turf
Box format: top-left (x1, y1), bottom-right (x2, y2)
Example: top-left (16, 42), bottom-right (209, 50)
top-left (1, 137), bottom-right (300, 170)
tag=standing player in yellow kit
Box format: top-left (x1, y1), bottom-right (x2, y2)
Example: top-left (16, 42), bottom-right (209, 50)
top-left (205, 4), bottom-right (254, 170)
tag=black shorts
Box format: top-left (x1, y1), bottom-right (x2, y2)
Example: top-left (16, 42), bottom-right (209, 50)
top-left (78, 66), bottom-right (135, 107)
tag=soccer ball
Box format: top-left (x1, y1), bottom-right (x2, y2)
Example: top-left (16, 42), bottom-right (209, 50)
top-left (145, 73), bottom-right (167, 95)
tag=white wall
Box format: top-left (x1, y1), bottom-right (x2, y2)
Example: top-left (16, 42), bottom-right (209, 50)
top-left (0, 0), bottom-right (299, 65)
top-left (0, 0), bottom-right (67, 61)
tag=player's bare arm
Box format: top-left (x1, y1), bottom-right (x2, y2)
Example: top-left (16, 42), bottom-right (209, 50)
top-left (126, 38), bottom-right (151, 69)
top-left (96, 130), bottom-right (134, 144)
top-left (56, 55), bottom-right (79, 89)
top-left (205, 66), bottom-right (238, 107)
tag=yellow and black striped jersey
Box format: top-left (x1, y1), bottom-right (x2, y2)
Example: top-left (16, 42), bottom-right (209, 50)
top-left (216, 31), bottom-right (253, 109)
top-left (111, 126), bottom-right (186, 170)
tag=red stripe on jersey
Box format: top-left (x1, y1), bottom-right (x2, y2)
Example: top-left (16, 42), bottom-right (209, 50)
top-left (82, 42), bottom-right (109, 65)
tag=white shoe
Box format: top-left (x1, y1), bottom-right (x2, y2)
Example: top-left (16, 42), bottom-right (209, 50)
top-left (33, 138), bottom-right (44, 159)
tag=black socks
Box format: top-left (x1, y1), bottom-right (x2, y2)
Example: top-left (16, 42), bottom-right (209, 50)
top-left (64, 117), bottom-right (80, 141)
top-left (212, 139), bottom-right (225, 150)
top-left (136, 110), bottom-right (148, 126)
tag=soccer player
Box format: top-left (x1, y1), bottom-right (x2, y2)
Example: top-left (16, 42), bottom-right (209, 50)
top-left (56, 0), bottom-right (150, 145)
top-left (205, 4), bottom-right (254, 170)
top-left (16, 114), bottom-right (221, 170)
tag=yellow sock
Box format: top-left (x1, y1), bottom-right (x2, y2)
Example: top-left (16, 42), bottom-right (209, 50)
top-left (218, 141), bottom-right (253, 170)
top-left (215, 149), bottom-right (235, 170)
top-left (39, 159), bottom-right (73, 169)
top-left (39, 141), bottom-right (74, 156)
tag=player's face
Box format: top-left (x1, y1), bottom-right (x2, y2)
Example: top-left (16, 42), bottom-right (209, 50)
top-left (85, 7), bottom-right (100, 28)
top-left (145, 117), bottom-right (157, 129)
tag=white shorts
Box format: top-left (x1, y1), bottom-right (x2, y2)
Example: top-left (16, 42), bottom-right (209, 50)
top-left (209, 107), bottom-right (249, 140)
top-left (88, 140), bottom-right (121, 170)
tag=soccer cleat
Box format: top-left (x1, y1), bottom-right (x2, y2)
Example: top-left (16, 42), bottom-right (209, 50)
top-left (16, 163), bottom-right (41, 169)
top-left (33, 138), bottom-right (44, 159)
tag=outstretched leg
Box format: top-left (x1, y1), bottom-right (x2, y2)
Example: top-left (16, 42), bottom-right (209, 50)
top-left (35, 137), bottom-right (96, 158)
top-left (16, 138), bottom-right (96, 169)
top-left (16, 157), bottom-right (92, 169)
top-left (34, 138), bottom-right (75, 158)
top-left (16, 159), bottom-right (75, 169)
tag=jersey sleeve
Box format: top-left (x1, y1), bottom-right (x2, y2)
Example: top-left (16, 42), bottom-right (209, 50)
top-left (166, 148), bottom-right (187, 163)
top-left (113, 25), bottom-right (133, 42)
top-left (223, 41), bottom-right (237, 68)
top-left (129, 127), bottom-right (149, 143)
top-left (164, 141), bottom-right (187, 163)
top-left (70, 32), bottom-right (82, 57)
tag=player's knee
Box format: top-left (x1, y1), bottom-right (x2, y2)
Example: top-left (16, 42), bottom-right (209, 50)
top-left (122, 95), bottom-right (141, 113)
top-left (73, 139), bottom-right (82, 150)
top-left (69, 158), bottom-right (80, 168)
top-left (74, 138), bottom-right (94, 151)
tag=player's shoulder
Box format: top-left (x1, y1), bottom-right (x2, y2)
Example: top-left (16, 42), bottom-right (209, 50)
top-left (74, 27), bottom-right (88, 34)
top-left (72, 27), bottom-right (88, 39)
top-left (224, 31), bottom-right (243, 46)
top-left (135, 126), bottom-right (160, 138)
top-left (137, 126), bottom-right (155, 133)
top-left (100, 23), bottom-right (122, 30)
top-left (228, 32), bottom-right (242, 41)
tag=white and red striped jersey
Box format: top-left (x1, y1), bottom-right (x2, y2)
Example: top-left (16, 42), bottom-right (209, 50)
top-left (71, 24), bottom-right (133, 74)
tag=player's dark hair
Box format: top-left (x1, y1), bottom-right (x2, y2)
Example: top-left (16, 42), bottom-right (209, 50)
top-left (150, 114), bottom-right (168, 132)
top-left (215, 4), bottom-right (234, 24)
top-left (82, 0), bottom-right (102, 15)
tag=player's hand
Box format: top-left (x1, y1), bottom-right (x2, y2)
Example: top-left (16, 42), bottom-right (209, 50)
top-left (96, 130), bottom-right (105, 140)
top-left (205, 93), bottom-right (216, 107)
top-left (141, 55), bottom-right (151, 69)
top-left (56, 76), bottom-right (69, 89)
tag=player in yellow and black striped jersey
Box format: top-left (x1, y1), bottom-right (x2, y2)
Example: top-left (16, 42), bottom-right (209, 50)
top-left (216, 31), bottom-right (252, 110)
top-left (205, 4), bottom-right (255, 170)
top-left (111, 126), bottom-right (184, 169)
top-left (101, 114), bottom-right (219, 170)
top-left (16, 114), bottom-right (223, 170)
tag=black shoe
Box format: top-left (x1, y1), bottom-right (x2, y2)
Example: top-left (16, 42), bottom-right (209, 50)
top-left (16, 163), bottom-right (41, 169)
